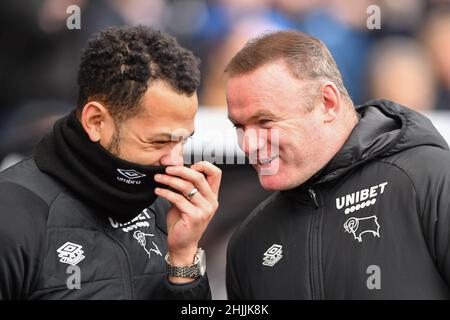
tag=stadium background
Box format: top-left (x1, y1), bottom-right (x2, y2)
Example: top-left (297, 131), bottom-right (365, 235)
top-left (0, 0), bottom-right (449, 299)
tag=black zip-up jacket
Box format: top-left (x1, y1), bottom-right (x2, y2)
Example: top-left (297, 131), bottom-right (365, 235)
top-left (227, 99), bottom-right (450, 299)
top-left (0, 162), bottom-right (210, 300)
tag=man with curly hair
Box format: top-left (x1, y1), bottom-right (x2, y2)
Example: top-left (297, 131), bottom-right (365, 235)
top-left (0, 26), bottom-right (221, 300)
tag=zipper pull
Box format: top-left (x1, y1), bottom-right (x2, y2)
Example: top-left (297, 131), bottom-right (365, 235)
top-left (308, 188), bottom-right (319, 209)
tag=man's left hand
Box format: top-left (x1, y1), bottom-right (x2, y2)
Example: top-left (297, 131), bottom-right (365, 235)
top-left (154, 161), bottom-right (221, 283)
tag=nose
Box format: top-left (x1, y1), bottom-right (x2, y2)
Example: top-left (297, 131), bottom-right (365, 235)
top-left (160, 142), bottom-right (184, 166)
top-left (240, 128), bottom-right (267, 156)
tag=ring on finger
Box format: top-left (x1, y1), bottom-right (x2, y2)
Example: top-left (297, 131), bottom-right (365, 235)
top-left (185, 187), bottom-right (199, 200)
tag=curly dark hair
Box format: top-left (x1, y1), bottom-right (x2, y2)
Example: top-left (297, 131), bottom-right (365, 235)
top-left (76, 25), bottom-right (200, 120)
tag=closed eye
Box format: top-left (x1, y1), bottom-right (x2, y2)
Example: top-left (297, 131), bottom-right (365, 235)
top-left (153, 140), bottom-right (169, 146)
top-left (259, 119), bottom-right (273, 127)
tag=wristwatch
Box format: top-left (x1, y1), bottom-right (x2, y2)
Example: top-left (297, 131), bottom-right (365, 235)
top-left (165, 248), bottom-right (206, 278)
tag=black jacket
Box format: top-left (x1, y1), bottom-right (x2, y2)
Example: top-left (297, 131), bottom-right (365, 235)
top-left (0, 116), bottom-right (210, 299)
top-left (227, 99), bottom-right (450, 299)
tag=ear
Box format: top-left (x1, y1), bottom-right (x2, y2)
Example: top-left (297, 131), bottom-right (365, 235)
top-left (80, 101), bottom-right (111, 142)
top-left (321, 83), bottom-right (341, 123)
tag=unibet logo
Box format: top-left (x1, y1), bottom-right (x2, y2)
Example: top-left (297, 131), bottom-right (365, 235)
top-left (116, 169), bottom-right (146, 185)
top-left (336, 182), bottom-right (388, 214)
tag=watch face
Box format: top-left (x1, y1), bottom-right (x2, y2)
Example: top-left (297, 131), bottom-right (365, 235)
top-left (199, 250), bottom-right (206, 276)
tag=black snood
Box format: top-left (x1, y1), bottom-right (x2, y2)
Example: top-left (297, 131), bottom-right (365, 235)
top-left (34, 111), bottom-right (168, 223)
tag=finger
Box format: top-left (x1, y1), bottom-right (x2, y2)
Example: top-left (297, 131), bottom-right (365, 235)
top-left (154, 187), bottom-right (200, 216)
top-left (165, 165), bottom-right (215, 201)
top-left (154, 174), bottom-right (210, 209)
top-left (190, 161), bottom-right (222, 195)
top-left (154, 173), bottom-right (194, 197)
top-left (184, 188), bottom-right (214, 214)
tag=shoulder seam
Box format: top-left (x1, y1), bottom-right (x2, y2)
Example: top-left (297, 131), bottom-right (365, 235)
top-left (31, 191), bottom-right (63, 297)
top-left (374, 159), bottom-right (423, 217)
top-left (0, 181), bottom-right (51, 212)
top-left (0, 181), bottom-right (52, 298)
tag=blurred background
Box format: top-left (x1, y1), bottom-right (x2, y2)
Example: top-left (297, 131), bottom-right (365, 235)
top-left (1, 0), bottom-right (450, 299)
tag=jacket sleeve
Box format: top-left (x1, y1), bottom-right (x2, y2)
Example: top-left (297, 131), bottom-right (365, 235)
top-left (160, 274), bottom-right (211, 300)
top-left (226, 233), bottom-right (244, 300)
top-left (0, 182), bottom-right (47, 300)
top-left (413, 148), bottom-right (450, 287)
top-left (425, 170), bottom-right (450, 286)
top-left (151, 198), bottom-right (211, 300)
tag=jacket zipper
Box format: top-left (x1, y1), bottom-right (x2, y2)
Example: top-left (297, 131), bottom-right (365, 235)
top-left (308, 189), bottom-right (319, 209)
top-left (308, 188), bottom-right (323, 300)
top-left (102, 229), bottom-right (135, 299)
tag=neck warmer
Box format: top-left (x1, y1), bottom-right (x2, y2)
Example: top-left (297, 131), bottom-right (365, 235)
top-left (34, 110), bottom-right (168, 223)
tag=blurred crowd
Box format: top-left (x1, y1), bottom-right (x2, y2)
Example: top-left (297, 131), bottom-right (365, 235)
top-left (2, 1), bottom-right (450, 116)
top-left (1, 0), bottom-right (450, 298)
top-left (1, 0), bottom-right (450, 129)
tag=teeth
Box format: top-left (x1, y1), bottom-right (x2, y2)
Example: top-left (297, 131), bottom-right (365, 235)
top-left (259, 156), bottom-right (276, 165)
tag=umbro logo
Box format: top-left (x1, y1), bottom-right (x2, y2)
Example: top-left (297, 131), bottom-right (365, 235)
top-left (57, 242), bottom-right (85, 266)
top-left (117, 169), bottom-right (146, 180)
top-left (262, 244), bottom-right (283, 267)
top-left (116, 169), bottom-right (146, 185)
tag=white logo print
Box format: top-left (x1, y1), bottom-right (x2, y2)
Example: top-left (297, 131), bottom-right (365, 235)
top-left (262, 244), bottom-right (283, 267)
top-left (344, 215), bottom-right (380, 243)
top-left (57, 242), bottom-right (85, 266)
top-left (133, 231), bottom-right (162, 258)
top-left (116, 169), bottom-right (146, 185)
top-left (336, 182), bottom-right (388, 214)
top-left (109, 209), bottom-right (153, 233)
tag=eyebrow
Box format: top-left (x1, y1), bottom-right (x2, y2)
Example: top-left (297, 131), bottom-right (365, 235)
top-left (228, 109), bottom-right (276, 126)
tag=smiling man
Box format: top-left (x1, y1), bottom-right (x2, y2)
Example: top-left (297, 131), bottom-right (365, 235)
top-left (0, 26), bottom-right (221, 299)
top-left (225, 31), bottom-right (450, 299)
